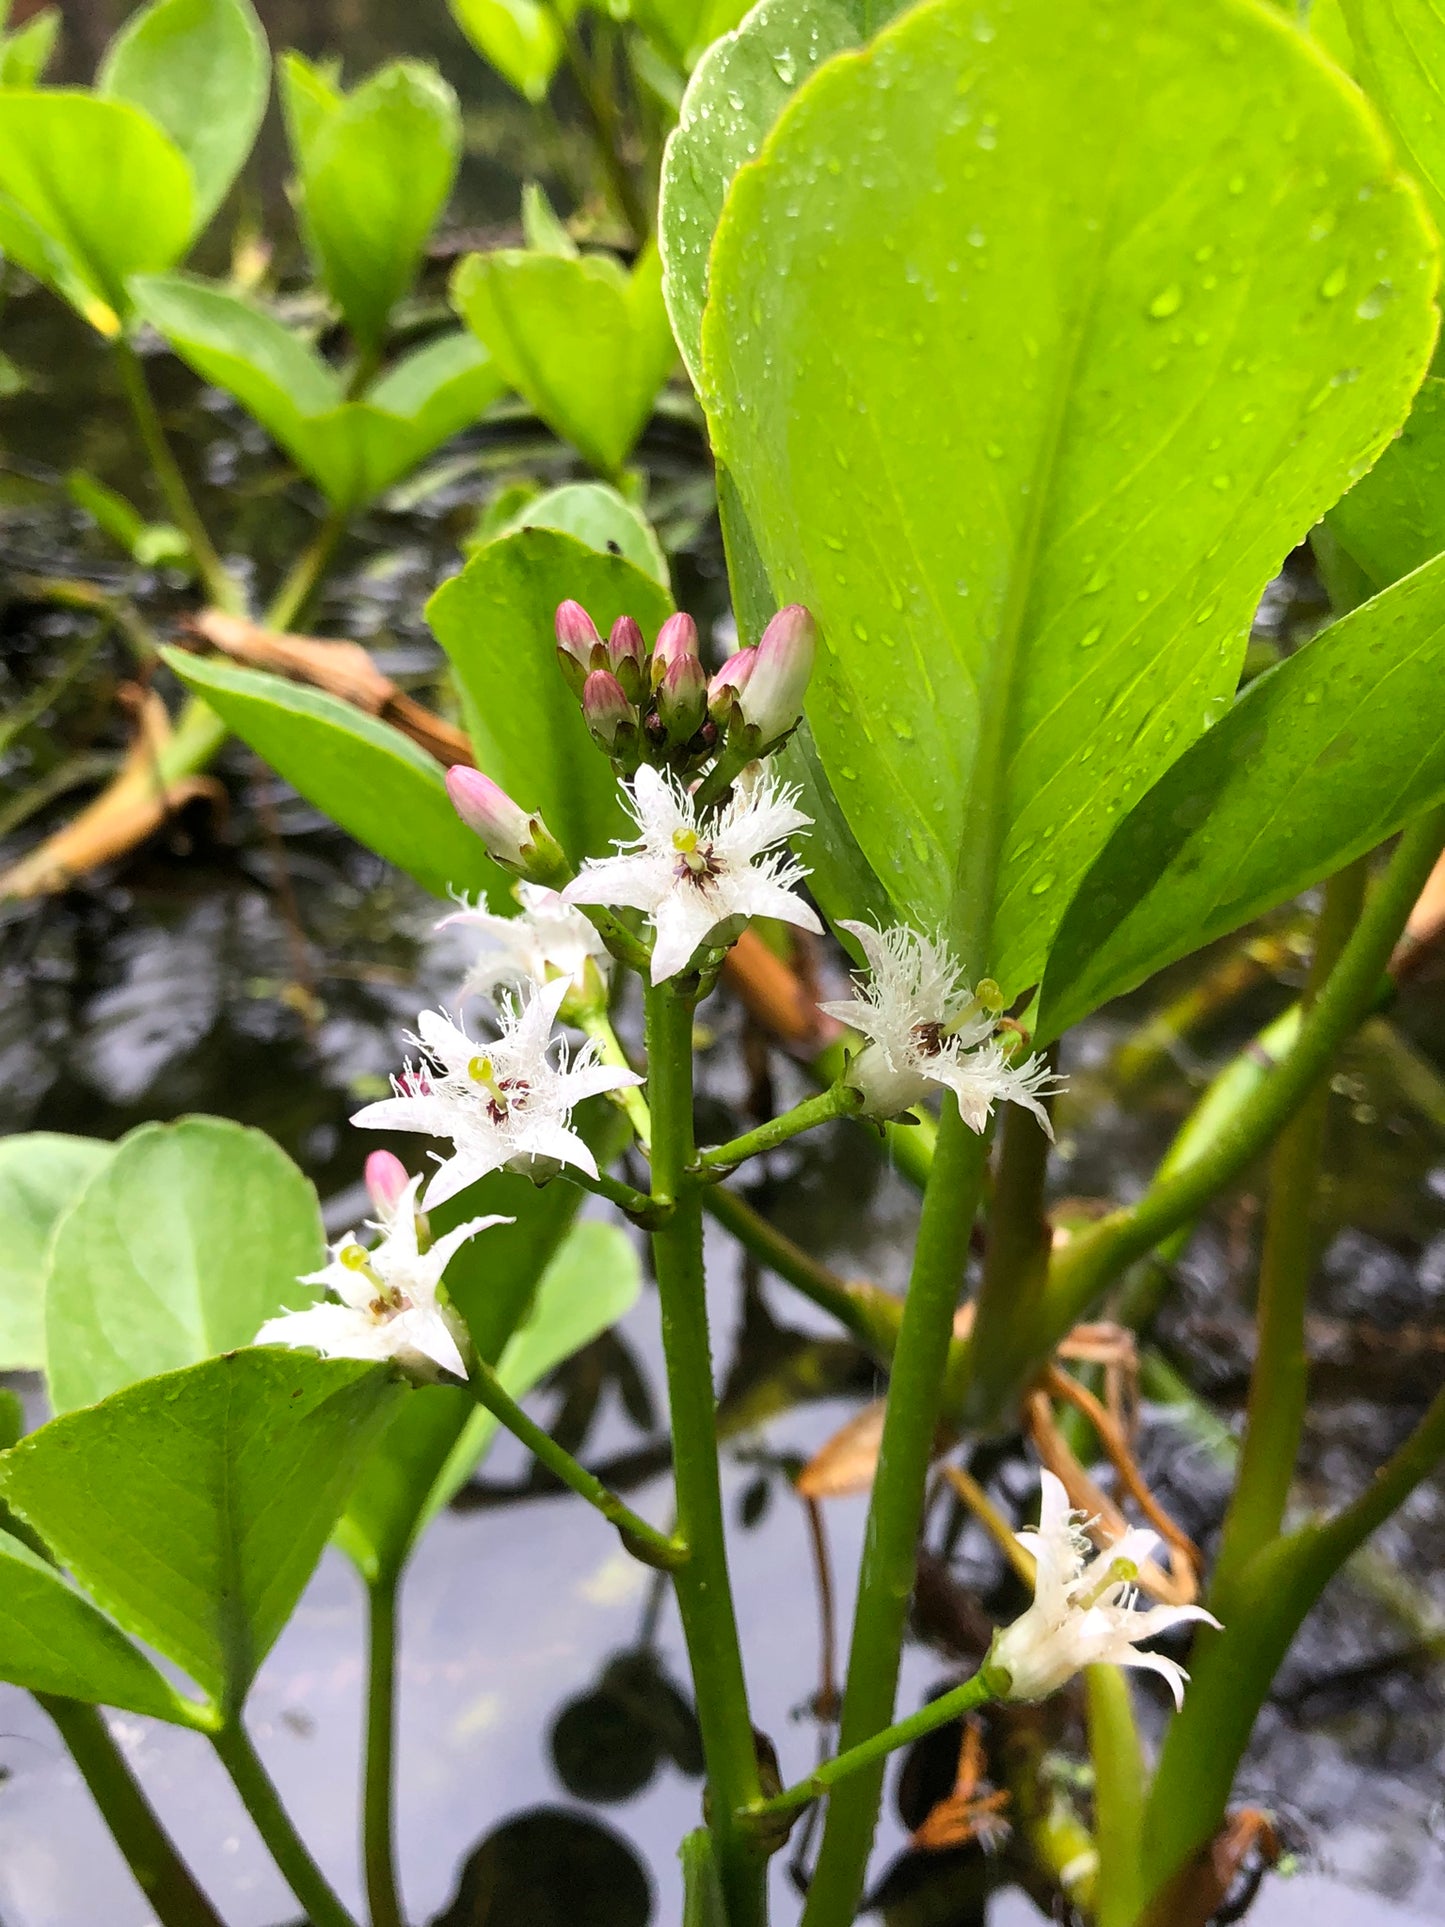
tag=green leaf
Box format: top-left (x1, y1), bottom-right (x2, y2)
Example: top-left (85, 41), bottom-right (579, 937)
top-left (276, 48), bottom-right (340, 167)
top-left (99, 0), bottom-right (269, 234)
top-left (703, 0), bottom-right (1439, 993)
top-left (630, 0), bottom-right (752, 72)
top-left (65, 470), bottom-right (188, 568)
top-left (0, 1134), bottom-right (112, 1373)
top-left (449, 0), bottom-right (562, 103)
top-left (0, 91), bottom-right (194, 332)
top-left (1039, 546), bottom-right (1445, 1039)
top-left (1327, 374), bottom-right (1445, 588)
top-left (0, 1350), bottom-right (404, 1715)
top-left (289, 59), bottom-right (461, 353)
top-left (0, 8), bottom-right (59, 86)
top-left (0, 1526), bottom-right (207, 1725)
top-left (160, 647), bottom-right (508, 902)
top-left (44, 1116), bottom-right (324, 1413)
top-left (427, 527), bottom-right (674, 862)
top-left (521, 181), bottom-right (577, 256)
top-left (337, 1215), bottom-right (640, 1581)
top-left (660, 0), bottom-right (901, 388)
top-left (453, 241), bottom-right (676, 476)
top-left (1340, 0), bottom-right (1445, 234)
top-left (132, 274), bottom-right (503, 510)
top-left (479, 479), bottom-right (671, 586)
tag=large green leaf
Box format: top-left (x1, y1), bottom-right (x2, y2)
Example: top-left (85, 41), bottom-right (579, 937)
top-left (427, 527), bottom-right (674, 863)
top-left (480, 481), bottom-right (671, 588)
top-left (284, 57), bottom-right (461, 353)
top-left (1327, 375), bottom-right (1445, 587)
top-left (630, 0), bottom-right (753, 73)
top-left (0, 1351), bottom-right (403, 1716)
top-left (337, 1217), bottom-right (640, 1582)
top-left (0, 91), bottom-right (193, 332)
top-left (1340, 0), bottom-right (1445, 234)
top-left (0, 1527), bottom-right (207, 1725)
top-left (0, 1134), bottom-right (113, 1373)
top-left (99, 0), bottom-right (269, 233)
top-left (703, 0), bottom-right (1438, 993)
top-left (44, 1116), bottom-right (324, 1413)
top-left (161, 648), bottom-right (509, 902)
top-left (453, 242), bottom-right (676, 476)
top-left (448, 0), bottom-right (562, 103)
top-left (1039, 546), bottom-right (1445, 1038)
top-left (660, 0), bottom-right (900, 387)
top-left (131, 275), bottom-right (503, 510)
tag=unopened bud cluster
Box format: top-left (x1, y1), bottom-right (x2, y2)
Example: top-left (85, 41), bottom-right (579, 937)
top-left (556, 600), bottom-right (816, 779)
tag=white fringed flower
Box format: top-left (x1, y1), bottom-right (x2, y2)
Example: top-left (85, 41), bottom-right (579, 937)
top-left (351, 978), bottom-right (641, 1206)
top-left (818, 920), bottom-right (1059, 1130)
top-left (255, 1174), bottom-right (503, 1381)
top-left (987, 1471), bottom-right (1220, 1708)
top-left (563, 764), bottom-right (821, 984)
top-left (440, 882), bottom-right (609, 1009)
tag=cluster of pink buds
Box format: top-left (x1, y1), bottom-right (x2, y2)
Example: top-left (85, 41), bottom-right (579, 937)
top-left (555, 600), bottom-right (816, 778)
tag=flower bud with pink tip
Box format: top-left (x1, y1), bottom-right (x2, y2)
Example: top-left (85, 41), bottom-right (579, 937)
top-left (657, 650), bottom-right (708, 746)
top-left (735, 604), bottom-right (816, 748)
top-left (583, 669), bottom-right (639, 761)
top-left (607, 615), bottom-right (647, 702)
top-left (651, 611), bottom-right (701, 688)
top-left (708, 647), bottom-right (756, 728)
top-left (445, 766), bottom-right (568, 885)
top-left (364, 1150), bottom-right (411, 1222)
top-left (555, 600), bottom-right (604, 695)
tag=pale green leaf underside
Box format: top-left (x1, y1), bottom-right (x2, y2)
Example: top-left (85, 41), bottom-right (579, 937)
top-left (0, 1351), bottom-right (403, 1712)
top-left (703, 0), bottom-right (1438, 992)
top-left (0, 1134), bottom-right (113, 1373)
top-left (44, 1116), bottom-right (324, 1413)
top-left (1040, 543), bottom-right (1445, 1038)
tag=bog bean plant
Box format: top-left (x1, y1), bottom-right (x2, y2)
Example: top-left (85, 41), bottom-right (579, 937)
top-left (4, 0), bottom-right (1445, 1920)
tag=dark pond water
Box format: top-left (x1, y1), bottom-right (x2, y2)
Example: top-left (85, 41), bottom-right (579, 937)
top-left (2, 2), bottom-right (1445, 1921)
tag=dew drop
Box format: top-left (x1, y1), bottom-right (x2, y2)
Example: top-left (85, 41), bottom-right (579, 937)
top-left (1079, 624), bottom-right (1103, 649)
top-left (1029, 873), bottom-right (1056, 897)
top-left (1319, 265), bottom-right (1349, 300)
top-left (1357, 281), bottom-right (1394, 319)
top-left (1148, 283), bottom-right (1183, 319)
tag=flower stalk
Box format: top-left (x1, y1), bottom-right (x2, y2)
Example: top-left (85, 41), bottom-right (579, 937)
top-left (211, 1722), bottom-right (360, 1927)
top-left (362, 1576), bottom-right (405, 1927)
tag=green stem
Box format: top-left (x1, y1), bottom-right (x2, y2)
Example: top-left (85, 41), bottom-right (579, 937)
top-left (696, 1083), bottom-right (864, 1175)
top-left (1085, 1666), bottom-right (1147, 1927)
top-left (800, 1100), bottom-right (990, 1927)
top-left (576, 1005), bottom-right (653, 1146)
top-left (984, 806), bottom-right (1445, 1430)
top-left (741, 1668), bottom-right (998, 1833)
top-left (465, 1352), bottom-right (686, 1569)
top-left (579, 905), bottom-right (653, 973)
top-left (645, 982), bottom-right (767, 1927)
top-left (212, 1722), bottom-right (360, 1927)
top-left (566, 1163), bottom-right (667, 1224)
top-left (363, 1578), bottom-right (405, 1927)
top-left (549, 5), bottom-right (648, 242)
top-left (1211, 857), bottom-right (1368, 1599)
top-left (956, 1089), bottom-right (1054, 1419)
top-left (114, 340), bottom-right (242, 616)
top-left (39, 1697), bottom-right (225, 1927)
top-left (265, 506), bottom-right (349, 632)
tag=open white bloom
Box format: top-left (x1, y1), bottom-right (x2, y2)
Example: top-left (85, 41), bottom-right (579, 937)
top-left (818, 920), bottom-right (1059, 1131)
top-left (351, 977), bottom-right (641, 1206)
top-left (987, 1471), bottom-right (1220, 1708)
top-left (255, 1174), bottom-right (505, 1381)
top-left (440, 882), bottom-right (609, 1009)
top-left (563, 763), bottom-right (822, 985)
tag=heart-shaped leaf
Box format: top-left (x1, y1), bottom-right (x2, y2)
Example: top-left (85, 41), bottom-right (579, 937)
top-left (448, 0), bottom-right (562, 103)
top-left (161, 647), bottom-right (509, 902)
top-left (427, 527), bottom-right (674, 863)
top-left (282, 54), bottom-right (461, 353)
top-left (1327, 374), bottom-right (1445, 589)
top-left (478, 481), bottom-right (671, 587)
top-left (1039, 545), bottom-right (1445, 1039)
top-left (44, 1116), bottom-right (324, 1413)
top-left (131, 274), bottom-right (503, 510)
top-left (703, 0), bottom-right (1438, 991)
top-left (0, 90), bottom-right (194, 332)
top-left (99, 0), bottom-right (269, 234)
top-left (0, 1350), bottom-right (404, 1716)
top-left (453, 241), bottom-right (676, 476)
top-left (0, 1133), bottom-right (113, 1373)
top-left (0, 1526), bottom-right (208, 1725)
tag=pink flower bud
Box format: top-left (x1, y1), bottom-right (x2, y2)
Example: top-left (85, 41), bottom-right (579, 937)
top-left (607, 615), bottom-right (647, 702)
top-left (737, 604), bottom-right (816, 745)
top-left (556, 599), bottom-right (602, 695)
top-left (657, 650), bottom-right (707, 744)
top-left (364, 1150), bottom-right (410, 1219)
top-left (707, 647), bottom-right (756, 726)
top-left (445, 765), bottom-right (565, 881)
top-left (582, 669), bottom-right (636, 753)
top-left (651, 611), bottom-right (701, 688)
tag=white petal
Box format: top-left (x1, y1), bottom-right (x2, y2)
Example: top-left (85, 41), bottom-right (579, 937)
top-left (649, 888), bottom-right (729, 982)
top-left (518, 1118), bottom-right (599, 1177)
top-left (421, 1143), bottom-right (505, 1209)
top-left (392, 1306), bottom-right (469, 1380)
top-left (255, 1302), bottom-right (383, 1360)
top-left (561, 1059), bottom-right (645, 1102)
top-left (726, 870), bottom-right (823, 935)
top-left (423, 1213), bottom-right (512, 1280)
top-left (352, 1093), bottom-right (460, 1139)
top-left (415, 1007), bottom-right (477, 1067)
top-left (565, 854), bottom-right (670, 915)
top-left (627, 764), bottom-right (687, 843)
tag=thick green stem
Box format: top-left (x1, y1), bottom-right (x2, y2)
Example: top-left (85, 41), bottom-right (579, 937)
top-left (1085, 1666), bottom-right (1147, 1927)
top-left (696, 1083), bottom-right (864, 1175)
top-left (465, 1353), bottom-right (685, 1568)
top-left (363, 1578), bottom-right (405, 1927)
top-left (742, 1668), bottom-right (998, 1833)
top-left (956, 1090), bottom-right (1054, 1424)
top-left (800, 1100), bottom-right (990, 1927)
top-left (645, 983), bottom-right (767, 1927)
top-left (40, 1697), bottom-right (225, 1927)
top-left (265, 506), bottom-right (349, 632)
top-left (114, 340), bottom-right (243, 616)
top-left (212, 1722), bottom-right (360, 1927)
top-left (1211, 858), bottom-right (1368, 1599)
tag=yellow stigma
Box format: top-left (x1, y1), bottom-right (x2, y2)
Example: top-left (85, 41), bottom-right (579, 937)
top-left (339, 1243), bottom-right (370, 1270)
top-left (672, 827), bottom-right (700, 855)
top-left (468, 1054), bottom-right (495, 1085)
top-left (975, 978), bottom-right (1004, 1016)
